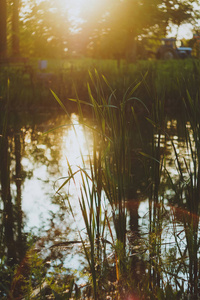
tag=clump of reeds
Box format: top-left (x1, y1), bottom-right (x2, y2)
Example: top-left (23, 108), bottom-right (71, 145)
top-left (140, 78), bottom-right (200, 298)
top-left (48, 64), bottom-right (200, 298)
top-left (51, 69), bottom-right (151, 298)
top-left (1, 59), bottom-right (199, 114)
top-left (168, 90), bottom-right (200, 297)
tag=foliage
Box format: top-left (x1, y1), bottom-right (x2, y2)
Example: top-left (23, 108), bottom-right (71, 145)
top-left (1, 58), bottom-right (200, 114)
top-left (20, 0), bottom-right (70, 58)
top-left (0, 0), bottom-right (199, 59)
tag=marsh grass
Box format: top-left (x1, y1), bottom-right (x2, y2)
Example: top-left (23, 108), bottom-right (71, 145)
top-left (3, 59), bottom-right (200, 298)
top-left (50, 69), bottom-right (151, 298)
top-left (49, 66), bottom-right (200, 298)
top-left (168, 90), bottom-right (200, 297)
top-left (140, 82), bottom-right (200, 298)
top-left (1, 58), bottom-right (200, 114)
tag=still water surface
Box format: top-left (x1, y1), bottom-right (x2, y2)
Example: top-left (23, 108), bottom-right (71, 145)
top-left (20, 113), bottom-right (92, 233)
top-left (0, 112), bottom-right (199, 294)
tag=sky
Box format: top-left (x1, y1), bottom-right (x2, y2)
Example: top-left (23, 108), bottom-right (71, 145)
top-left (169, 1), bottom-right (200, 40)
top-left (169, 24), bottom-right (194, 40)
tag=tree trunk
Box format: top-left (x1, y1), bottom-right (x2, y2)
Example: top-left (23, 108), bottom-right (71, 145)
top-left (12, 0), bottom-right (20, 57)
top-left (1, 133), bottom-right (16, 266)
top-left (0, 0), bottom-right (7, 59)
top-left (15, 132), bottom-right (24, 260)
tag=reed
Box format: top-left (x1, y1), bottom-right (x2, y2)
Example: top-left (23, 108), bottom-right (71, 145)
top-left (51, 69), bottom-right (150, 298)
top-left (168, 90), bottom-right (200, 297)
top-left (140, 82), bottom-right (200, 298)
top-left (1, 59), bottom-right (200, 114)
top-left (139, 71), bottom-right (168, 296)
top-left (4, 60), bottom-right (200, 298)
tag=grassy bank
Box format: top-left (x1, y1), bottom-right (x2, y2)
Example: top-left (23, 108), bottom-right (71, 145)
top-left (0, 58), bottom-right (200, 115)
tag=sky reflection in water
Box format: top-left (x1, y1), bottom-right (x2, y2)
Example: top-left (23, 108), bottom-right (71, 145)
top-left (20, 115), bottom-right (196, 246)
top-left (21, 113), bottom-right (92, 234)
top-left (3, 113), bottom-right (197, 290)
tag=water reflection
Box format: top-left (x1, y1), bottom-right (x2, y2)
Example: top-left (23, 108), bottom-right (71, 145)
top-left (61, 113), bottom-right (90, 167)
top-left (20, 113), bottom-right (93, 232)
top-left (0, 112), bottom-right (199, 297)
top-left (0, 112), bottom-right (94, 297)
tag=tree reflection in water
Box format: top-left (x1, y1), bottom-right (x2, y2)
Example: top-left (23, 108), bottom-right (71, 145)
top-left (0, 112), bottom-right (93, 298)
top-left (0, 111), bottom-right (200, 298)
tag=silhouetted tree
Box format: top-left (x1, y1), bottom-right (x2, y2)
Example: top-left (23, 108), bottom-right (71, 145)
top-left (12, 0), bottom-right (20, 57)
top-left (77, 0), bottom-right (198, 61)
top-left (0, 0), bottom-right (7, 59)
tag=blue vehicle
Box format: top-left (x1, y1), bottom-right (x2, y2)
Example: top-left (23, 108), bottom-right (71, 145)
top-left (156, 38), bottom-right (192, 59)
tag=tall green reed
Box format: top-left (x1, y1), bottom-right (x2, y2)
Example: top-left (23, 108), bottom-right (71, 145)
top-left (50, 65), bottom-right (200, 298)
top-left (139, 74), bottom-right (167, 295)
top-left (1, 59), bottom-right (199, 114)
top-left (168, 90), bottom-right (200, 297)
top-left (52, 69), bottom-right (148, 298)
top-left (140, 80), bottom-right (200, 298)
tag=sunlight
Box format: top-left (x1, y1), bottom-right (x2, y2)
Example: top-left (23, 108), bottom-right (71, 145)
top-left (58, 0), bottom-right (101, 21)
top-left (61, 113), bottom-right (90, 169)
top-left (21, 0), bottom-right (102, 32)
top-left (21, 114), bottom-right (93, 233)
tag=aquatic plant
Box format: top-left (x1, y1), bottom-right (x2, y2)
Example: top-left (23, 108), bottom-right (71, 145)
top-left (51, 69), bottom-right (150, 298)
top-left (140, 84), bottom-right (200, 298)
top-left (0, 59), bottom-right (199, 114)
top-left (168, 90), bottom-right (200, 297)
top-left (2, 60), bottom-right (200, 299)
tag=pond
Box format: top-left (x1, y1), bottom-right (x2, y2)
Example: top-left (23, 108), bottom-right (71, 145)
top-left (17, 113), bottom-right (92, 233)
top-left (0, 110), bottom-right (199, 299)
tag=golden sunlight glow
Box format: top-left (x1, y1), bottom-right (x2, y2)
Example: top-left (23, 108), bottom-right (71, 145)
top-left (21, 0), bottom-right (102, 31)
top-left (57, 0), bottom-right (101, 21)
top-left (59, 114), bottom-right (93, 209)
top-left (21, 0), bottom-right (99, 17)
top-left (61, 113), bottom-right (91, 170)
top-left (68, 0), bottom-right (100, 15)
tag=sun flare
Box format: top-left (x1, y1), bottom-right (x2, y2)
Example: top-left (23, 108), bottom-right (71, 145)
top-left (66, 0), bottom-right (100, 19)
top-left (61, 114), bottom-right (91, 169)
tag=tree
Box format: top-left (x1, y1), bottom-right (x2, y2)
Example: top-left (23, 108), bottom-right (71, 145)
top-left (0, 0), bottom-right (7, 59)
top-left (74, 0), bottom-right (165, 60)
top-left (20, 0), bottom-right (70, 58)
top-left (161, 0), bottom-right (199, 38)
top-left (77, 0), bottom-right (199, 61)
top-left (0, 0), bottom-right (22, 59)
top-left (12, 0), bottom-right (20, 57)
